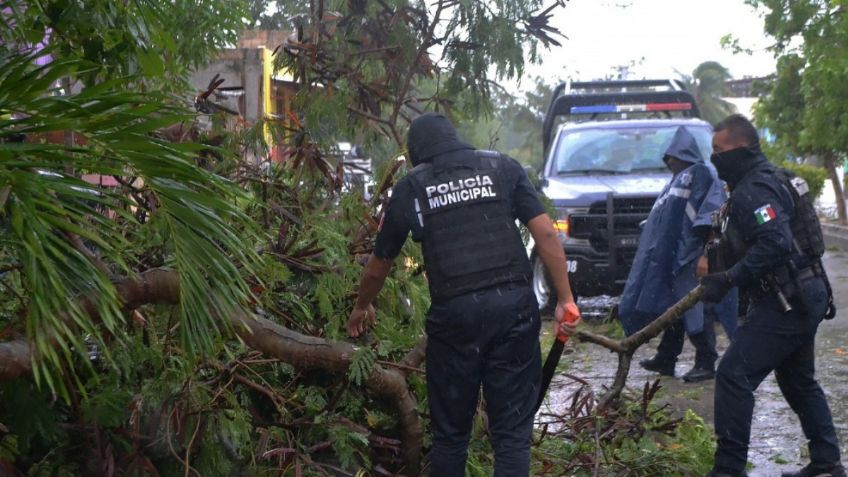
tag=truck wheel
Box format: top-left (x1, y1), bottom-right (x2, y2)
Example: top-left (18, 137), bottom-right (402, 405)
top-left (532, 252), bottom-right (556, 315)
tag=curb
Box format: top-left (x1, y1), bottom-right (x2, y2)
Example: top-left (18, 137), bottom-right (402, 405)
top-left (821, 222), bottom-right (848, 251)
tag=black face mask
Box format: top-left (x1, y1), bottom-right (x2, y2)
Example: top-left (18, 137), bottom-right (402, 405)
top-left (710, 146), bottom-right (759, 184)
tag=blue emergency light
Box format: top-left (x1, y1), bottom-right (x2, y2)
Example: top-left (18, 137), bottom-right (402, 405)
top-left (570, 102), bottom-right (693, 115)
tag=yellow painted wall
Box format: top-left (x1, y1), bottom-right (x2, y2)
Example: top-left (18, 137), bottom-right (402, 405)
top-left (261, 47), bottom-right (274, 146)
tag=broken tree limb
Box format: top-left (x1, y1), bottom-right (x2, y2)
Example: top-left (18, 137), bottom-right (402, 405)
top-left (574, 331), bottom-right (625, 354)
top-left (232, 311), bottom-right (423, 474)
top-left (0, 268), bottom-right (181, 380)
top-left (398, 335), bottom-right (427, 374)
top-left (576, 285), bottom-right (704, 410)
top-left (0, 268), bottom-right (424, 474)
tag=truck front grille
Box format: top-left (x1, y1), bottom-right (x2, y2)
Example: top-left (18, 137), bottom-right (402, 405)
top-left (569, 196), bottom-right (657, 250)
top-left (568, 195), bottom-right (657, 283)
top-left (587, 197), bottom-right (656, 215)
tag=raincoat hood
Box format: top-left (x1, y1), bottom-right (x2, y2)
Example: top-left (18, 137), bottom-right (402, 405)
top-left (663, 127), bottom-right (703, 165)
top-left (406, 113), bottom-right (474, 167)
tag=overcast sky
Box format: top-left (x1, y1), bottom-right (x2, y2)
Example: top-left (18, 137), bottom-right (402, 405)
top-left (512, 0), bottom-right (776, 91)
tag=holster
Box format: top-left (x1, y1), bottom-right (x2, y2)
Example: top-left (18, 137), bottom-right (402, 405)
top-left (705, 239), bottom-right (725, 273)
top-left (762, 261), bottom-right (831, 317)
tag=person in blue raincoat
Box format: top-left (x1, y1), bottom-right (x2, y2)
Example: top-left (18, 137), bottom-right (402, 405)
top-left (619, 126), bottom-right (738, 383)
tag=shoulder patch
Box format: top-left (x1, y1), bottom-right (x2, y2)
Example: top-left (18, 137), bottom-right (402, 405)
top-left (754, 204), bottom-right (776, 225)
top-left (678, 172), bottom-right (692, 187)
top-left (790, 176), bottom-right (810, 196)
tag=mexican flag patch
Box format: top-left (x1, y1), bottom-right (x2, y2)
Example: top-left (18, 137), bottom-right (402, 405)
top-left (754, 204), bottom-right (776, 225)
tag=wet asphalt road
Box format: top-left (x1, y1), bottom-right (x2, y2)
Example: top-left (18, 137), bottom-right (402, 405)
top-left (542, 250), bottom-right (848, 476)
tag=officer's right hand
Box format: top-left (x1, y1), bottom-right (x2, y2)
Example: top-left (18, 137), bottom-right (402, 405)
top-left (346, 304), bottom-right (376, 338)
top-left (701, 272), bottom-right (732, 303)
top-left (554, 301), bottom-right (581, 341)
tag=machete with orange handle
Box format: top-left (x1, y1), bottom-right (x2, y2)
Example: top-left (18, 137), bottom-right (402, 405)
top-left (535, 302), bottom-right (581, 412)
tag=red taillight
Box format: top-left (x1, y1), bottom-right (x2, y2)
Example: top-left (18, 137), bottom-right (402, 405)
top-left (645, 102), bottom-right (692, 111)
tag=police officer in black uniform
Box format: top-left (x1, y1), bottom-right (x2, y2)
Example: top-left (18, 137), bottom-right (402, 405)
top-left (701, 115), bottom-right (843, 477)
top-left (346, 112), bottom-right (580, 477)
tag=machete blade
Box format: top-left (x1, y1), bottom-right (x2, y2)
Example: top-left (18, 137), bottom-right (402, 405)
top-left (535, 337), bottom-right (565, 412)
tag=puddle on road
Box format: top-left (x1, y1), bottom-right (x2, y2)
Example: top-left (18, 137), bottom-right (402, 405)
top-left (540, 252), bottom-right (848, 476)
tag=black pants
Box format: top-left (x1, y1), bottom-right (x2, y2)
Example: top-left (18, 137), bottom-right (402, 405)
top-left (713, 277), bottom-right (840, 473)
top-left (425, 284), bottom-right (541, 477)
top-left (655, 310), bottom-right (718, 370)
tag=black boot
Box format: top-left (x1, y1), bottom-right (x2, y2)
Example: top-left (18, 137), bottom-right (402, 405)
top-left (781, 463), bottom-right (847, 477)
top-left (639, 355), bottom-right (675, 376)
top-left (682, 365), bottom-right (716, 383)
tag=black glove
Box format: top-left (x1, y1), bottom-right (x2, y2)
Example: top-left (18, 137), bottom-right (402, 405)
top-left (701, 272), bottom-right (732, 303)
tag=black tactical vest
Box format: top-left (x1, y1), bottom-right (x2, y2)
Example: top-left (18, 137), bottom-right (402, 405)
top-left (772, 168), bottom-right (826, 259)
top-left (717, 166), bottom-right (825, 272)
top-left (407, 150), bottom-right (532, 301)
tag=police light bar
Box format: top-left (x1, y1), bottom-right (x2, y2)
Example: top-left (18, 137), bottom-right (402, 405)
top-left (569, 102), bottom-right (693, 115)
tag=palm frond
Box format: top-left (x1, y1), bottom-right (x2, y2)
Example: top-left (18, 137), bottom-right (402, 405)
top-left (0, 51), bottom-right (258, 394)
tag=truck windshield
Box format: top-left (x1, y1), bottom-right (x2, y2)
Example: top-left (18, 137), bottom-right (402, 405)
top-left (553, 125), bottom-right (713, 174)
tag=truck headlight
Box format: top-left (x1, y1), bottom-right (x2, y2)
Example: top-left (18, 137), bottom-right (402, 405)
top-left (553, 217), bottom-right (570, 235)
top-left (553, 208), bottom-right (575, 237)
top-left (553, 207), bottom-right (588, 239)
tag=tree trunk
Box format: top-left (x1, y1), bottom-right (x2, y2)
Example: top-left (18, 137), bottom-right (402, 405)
top-left (0, 268), bottom-right (424, 474)
top-left (824, 151), bottom-right (847, 226)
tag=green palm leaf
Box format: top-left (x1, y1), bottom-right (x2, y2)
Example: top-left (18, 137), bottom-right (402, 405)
top-left (0, 51), bottom-right (258, 395)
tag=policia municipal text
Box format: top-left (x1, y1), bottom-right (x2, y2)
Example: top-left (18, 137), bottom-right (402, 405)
top-left (702, 115), bottom-right (843, 477)
top-left (347, 113), bottom-right (581, 477)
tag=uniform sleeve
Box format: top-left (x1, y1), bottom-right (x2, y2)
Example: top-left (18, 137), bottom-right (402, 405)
top-left (373, 178), bottom-right (415, 260)
top-left (505, 157), bottom-right (546, 224)
top-left (725, 179), bottom-right (794, 287)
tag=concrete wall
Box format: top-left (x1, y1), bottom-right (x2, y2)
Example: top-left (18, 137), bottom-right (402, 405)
top-left (823, 223), bottom-right (848, 251)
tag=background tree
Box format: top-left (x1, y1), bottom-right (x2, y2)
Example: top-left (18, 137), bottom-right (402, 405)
top-left (273, 0), bottom-right (567, 153)
top-left (246, 0), bottom-right (289, 29)
top-left (679, 61), bottom-right (737, 126)
top-left (748, 0), bottom-right (848, 225)
top-left (455, 77), bottom-right (553, 169)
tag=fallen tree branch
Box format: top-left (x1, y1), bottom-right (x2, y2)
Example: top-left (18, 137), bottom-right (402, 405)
top-left (575, 286), bottom-right (704, 410)
top-left (0, 268), bottom-right (423, 474)
top-left (574, 331), bottom-right (625, 354)
top-left (399, 336), bottom-right (426, 374)
top-left (231, 309), bottom-right (423, 474)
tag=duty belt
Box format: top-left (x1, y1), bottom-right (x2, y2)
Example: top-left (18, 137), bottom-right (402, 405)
top-left (758, 262), bottom-right (823, 292)
top-left (755, 262), bottom-right (824, 313)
